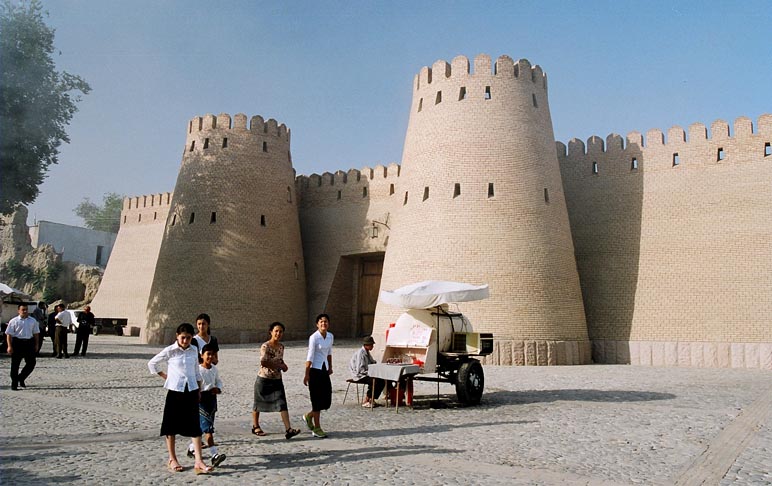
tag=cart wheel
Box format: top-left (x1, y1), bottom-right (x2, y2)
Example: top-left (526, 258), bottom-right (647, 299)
top-left (455, 360), bottom-right (484, 405)
top-left (92, 327), bottom-right (99, 336)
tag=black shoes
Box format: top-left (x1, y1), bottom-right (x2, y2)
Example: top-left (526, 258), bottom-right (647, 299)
top-left (11, 381), bottom-right (18, 391)
top-left (211, 453), bottom-right (226, 467)
top-left (18, 380), bottom-right (26, 388)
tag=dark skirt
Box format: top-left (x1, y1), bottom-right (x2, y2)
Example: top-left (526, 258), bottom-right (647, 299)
top-left (253, 377), bottom-right (288, 412)
top-left (308, 367), bottom-right (332, 412)
top-left (160, 388), bottom-right (202, 437)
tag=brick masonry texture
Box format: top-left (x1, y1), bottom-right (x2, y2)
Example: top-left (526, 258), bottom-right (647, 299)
top-left (91, 53), bottom-right (772, 367)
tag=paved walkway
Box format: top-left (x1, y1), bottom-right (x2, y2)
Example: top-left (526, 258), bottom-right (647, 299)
top-left (1, 336), bottom-right (771, 485)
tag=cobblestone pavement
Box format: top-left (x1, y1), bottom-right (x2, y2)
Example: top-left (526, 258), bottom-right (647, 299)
top-left (1, 336), bottom-right (771, 485)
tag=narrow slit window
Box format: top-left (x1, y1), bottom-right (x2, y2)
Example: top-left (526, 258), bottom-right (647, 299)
top-left (717, 147), bottom-right (725, 161)
top-left (765, 142), bottom-right (771, 156)
top-left (532, 93), bottom-right (538, 107)
top-left (363, 187), bottom-right (368, 198)
top-left (294, 262), bottom-right (299, 280)
top-left (171, 214), bottom-right (177, 226)
top-left (189, 141), bottom-right (195, 152)
top-left (592, 161), bottom-right (599, 174)
top-left (337, 190), bottom-right (341, 200)
top-left (453, 183), bottom-right (461, 198)
top-left (403, 192), bottom-right (408, 205)
top-left (631, 157), bottom-right (638, 170)
top-left (389, 183), bottom-right (395, 195)
top-left (435, 91), bottom-right (442, 104)
top-left (484, 86), bottom-right (491, 100)
top-left (203, 138), bottom-right (210, 149)
top-left (287, 187), bottom-right (292, 203)
top-left (423, 186), bottom-right (429, 201)
top-left (154, 212), bottom-right (157, 220)
top-left (459, 87), bottom-right (467, 100)
top-left (189, 212), bottom-right (195, 224)
top-left (544, 188), bottom-right (550, 203)
top-left (417, 98), bottom-right (423, 112)
top-left (673, 153), bottom-right (680, 166)
top-left (222, 137), bottom-right (228, 148)
top-left (123, 215), bottom-right (126, 224)
top-left (210, 212), bottom-right (216, 224)
top-left (488, 183), bottom-right (495, 198)
top-left (262, 141), bottom-right (268, 152)
top-left (138, 214), bottom-right (142, 222)
top-left (260, 215), bottom-right (266, 227)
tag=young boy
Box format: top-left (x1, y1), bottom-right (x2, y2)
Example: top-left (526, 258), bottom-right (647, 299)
top-left (187, 344), bottom-right (226, 467)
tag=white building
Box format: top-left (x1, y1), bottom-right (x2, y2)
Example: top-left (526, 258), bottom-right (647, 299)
top-left (29, 221), bottom-right (117, 267)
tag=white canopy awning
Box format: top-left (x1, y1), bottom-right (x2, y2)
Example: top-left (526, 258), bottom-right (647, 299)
top-left (379, 280), bottom-right (489, 309)
top-left (0, 283), bottom-right (32, 302)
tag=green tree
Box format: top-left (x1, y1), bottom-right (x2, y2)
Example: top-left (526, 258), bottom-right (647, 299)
top-left (74, 192), bottom-right (124, 233)
top-left (0, 0), bottom-right (90, 215)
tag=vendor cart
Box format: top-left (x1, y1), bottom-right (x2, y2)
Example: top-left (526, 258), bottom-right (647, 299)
top-left (377, 281), bottom-right (493, 405)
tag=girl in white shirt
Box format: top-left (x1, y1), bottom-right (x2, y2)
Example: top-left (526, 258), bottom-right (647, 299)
top-left (302, 313), bottom-right (334, 438)
top-left (148, 323), bottom-right (213, 475)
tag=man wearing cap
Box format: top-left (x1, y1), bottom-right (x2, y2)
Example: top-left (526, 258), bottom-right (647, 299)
top-left (348, 336), bottom-right (386, 408)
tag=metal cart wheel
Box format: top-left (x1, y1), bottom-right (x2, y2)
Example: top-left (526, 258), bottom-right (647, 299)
top-left (455, 359), bottom-right (484, 405)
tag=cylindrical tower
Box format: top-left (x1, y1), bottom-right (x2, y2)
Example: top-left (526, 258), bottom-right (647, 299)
top-left (372, 54), bottom-right (590, 365)
top-left (144, 113), bottom-right (307, 344)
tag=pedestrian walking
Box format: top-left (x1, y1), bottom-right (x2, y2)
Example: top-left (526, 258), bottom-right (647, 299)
top-left (251, 321), bottom-right (301, 439)
top-left (6, 304), bottom-right (40, 390)
top-left (302, 313), bottom-right (334, 438)
top-left (147, 323), bottom-right (213, 475)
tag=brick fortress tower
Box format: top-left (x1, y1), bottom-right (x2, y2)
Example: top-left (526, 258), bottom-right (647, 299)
top-left (143, 114), bottom-right (307, 344)
top-left (372, 54), bottom-right (591, 365)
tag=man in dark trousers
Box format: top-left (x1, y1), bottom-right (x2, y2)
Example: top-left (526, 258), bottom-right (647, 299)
top-left (31, 301), bottom-right (47, 355)
top-left (47, 308), bottom-right (57, 357)
top-left (6, 304), bottom-right (40, 390)
top-left (74, 305), bottom-right (94, 356)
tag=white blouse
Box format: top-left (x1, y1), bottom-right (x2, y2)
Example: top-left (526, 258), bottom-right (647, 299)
top-left (306, 330), bottom-right (334, 370)
top-left (148, 342), bottom-right (202, 392)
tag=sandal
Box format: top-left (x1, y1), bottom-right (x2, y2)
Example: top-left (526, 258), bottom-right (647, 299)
top-left (167, 459), bottom-right (184, 472)
top-left (194, 464), bottom-right (213, 475)
top-left (251, 426), bottom-right (266, 436)
top-left (285, 427), bottom-right (301, 440)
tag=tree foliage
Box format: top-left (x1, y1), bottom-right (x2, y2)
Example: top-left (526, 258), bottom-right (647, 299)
top-left (0, 0), bottom-right (90, 215)
top-left (74, 192), bottom-right (124, 233)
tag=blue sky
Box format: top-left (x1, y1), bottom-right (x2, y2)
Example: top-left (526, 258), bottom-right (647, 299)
top-left (27, 0), bottom-right (772, 226)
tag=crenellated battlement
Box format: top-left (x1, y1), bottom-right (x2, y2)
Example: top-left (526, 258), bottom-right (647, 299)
top-left (558, 114), bottom-right (772, 177)
top-left (413, 53), bottom-right (548, 93)
top-left (120, 192), bottom-right (173, 227)
top-left (186, 113), bottom-right (290, 140)
top-left (296, 163), bottom-right (401, 207)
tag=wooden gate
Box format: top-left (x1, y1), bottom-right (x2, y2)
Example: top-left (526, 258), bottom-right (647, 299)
top-left (357, 257), bottom-right (383, 336)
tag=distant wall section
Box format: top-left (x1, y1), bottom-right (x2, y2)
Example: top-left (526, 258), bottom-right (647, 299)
top-left (89, 192), bottom-right (171, 333)
top-left (560, 115), bottom-right (772, 369)
top-left (30, 221), bottom-right (117, 267)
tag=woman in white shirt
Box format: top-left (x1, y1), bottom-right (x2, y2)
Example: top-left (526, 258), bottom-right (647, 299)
top-left (302, 313), bottom-right (334, 438)
top-left (192, 313), bottom-right (218, 355)
top-left (148, 323), bottom-right (213, 475)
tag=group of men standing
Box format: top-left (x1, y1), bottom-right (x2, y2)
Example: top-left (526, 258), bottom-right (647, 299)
top-left (5, 302), bottom-right (96, 390)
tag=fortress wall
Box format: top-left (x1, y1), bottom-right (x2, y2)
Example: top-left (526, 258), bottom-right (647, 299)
top-left (373, 54), bottom-right (589, 365)
top-left (144, 114), bottom-right (307, 344)
top-left (296, 163), bottom-right (400, 335)
top-left (89, 192), bottom-right (172, 333)
top-left (560, 114), bottom-right (772, 368)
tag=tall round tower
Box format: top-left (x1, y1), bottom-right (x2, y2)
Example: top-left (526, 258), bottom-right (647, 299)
top-left (372, 54), bottom-right (590, 365)
top-left (144, 113), bottom-right (307, 344)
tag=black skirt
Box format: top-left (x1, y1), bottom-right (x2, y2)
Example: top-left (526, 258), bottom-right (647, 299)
top-left (253, 376), bottom-right (288, 412)
top-left (160, 388), bottom-right (202, 437)
top-left (308, 367), bottom-right (332, 412)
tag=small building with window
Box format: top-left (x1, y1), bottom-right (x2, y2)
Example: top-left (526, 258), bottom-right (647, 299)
top-left (29, 221), bottom-right (117, 268)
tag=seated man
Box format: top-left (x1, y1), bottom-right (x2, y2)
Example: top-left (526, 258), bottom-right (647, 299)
top-left (348, 336), bottom-right (386, 408)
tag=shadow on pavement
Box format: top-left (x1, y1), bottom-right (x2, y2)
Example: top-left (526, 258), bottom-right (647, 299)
top-left (485, 389), bottom-right (676, 404)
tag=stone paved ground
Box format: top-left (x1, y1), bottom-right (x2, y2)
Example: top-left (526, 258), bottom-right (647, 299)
top-left (1, 336), bottom-right (771, 485)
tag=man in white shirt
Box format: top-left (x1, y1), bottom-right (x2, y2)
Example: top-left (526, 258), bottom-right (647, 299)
top-left (5, 304), bottom-right (40, 390)
top-left (54, 304), bottom-right (72, 359)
